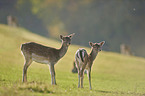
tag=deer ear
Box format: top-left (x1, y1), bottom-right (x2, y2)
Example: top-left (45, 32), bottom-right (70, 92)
top-left (60, 35), bottom-right (63, 39)
top-left (68, 33), bottom-right (75, 38)
top-left (89, 42), bottom-right (93, 47)
top-left (100, 41), bottom-right (105, 47)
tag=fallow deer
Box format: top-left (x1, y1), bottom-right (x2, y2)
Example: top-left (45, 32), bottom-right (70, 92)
top-left (21, 33), bottom-right (75, 85)
top-left (75, 41), bottom-right (105, 89)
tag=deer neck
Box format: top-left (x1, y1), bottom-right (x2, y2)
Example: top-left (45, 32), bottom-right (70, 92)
top-left (59, 42), bottom-right (68, 58)
top-left (89, 48), bottom-right (98, 61)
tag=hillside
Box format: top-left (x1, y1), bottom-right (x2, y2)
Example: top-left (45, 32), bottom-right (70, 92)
top-left (0, 24), bottom-right (145, 96)
top-left (1, 0), bottom-right (145, 57)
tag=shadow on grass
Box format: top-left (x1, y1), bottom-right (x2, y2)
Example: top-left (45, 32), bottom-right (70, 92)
top-left (96, 89), bottom-right (144, 96)
top-left (96, 90), bottom-right (113, 93)
top-left (19, 81), bottom-right (54, 94)
top-left (19, 86), bottom-right (52, 93)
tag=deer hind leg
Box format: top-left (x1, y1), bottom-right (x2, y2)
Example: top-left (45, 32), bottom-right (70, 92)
top-left (78, 68), bottom-right (85, 88)
top-left (49, 64), bottom-right (56, 85)
top-left (75, 60), bottom-right (81, 88)
top-left (80, 69), bottom-right (84, 88)
top-left (80, 60), bottom-right (88, 88)
top-left (87, 68), bottom-right (92, 90)
top-left (77, 69), bottom-right (81, 88)
top-left (80, 65), bottom-right (87, 88)
top-left (22, 57), bottom-right (32, 83)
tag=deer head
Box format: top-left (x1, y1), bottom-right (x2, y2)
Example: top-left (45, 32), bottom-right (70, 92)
top-left (89, 41), bottom-right (105, 52)
top-left (60, 33), bottom-right (75, 46)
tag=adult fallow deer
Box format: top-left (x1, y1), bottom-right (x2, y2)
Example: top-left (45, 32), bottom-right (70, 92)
top-left (21, 33), bottom-right (75, 85)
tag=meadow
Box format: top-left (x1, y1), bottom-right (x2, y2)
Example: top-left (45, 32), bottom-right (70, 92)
top-left (0, 24), bottom-right (145, 96)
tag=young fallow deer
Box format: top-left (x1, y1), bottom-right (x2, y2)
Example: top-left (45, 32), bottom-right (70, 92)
top-left (75, 41), bottom-right (105, 90)
top-left (21, 33), bottom-right (75, 85)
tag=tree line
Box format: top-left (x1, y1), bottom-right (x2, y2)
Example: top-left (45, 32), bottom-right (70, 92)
top-left (0, 0), bottom-right (145, 57)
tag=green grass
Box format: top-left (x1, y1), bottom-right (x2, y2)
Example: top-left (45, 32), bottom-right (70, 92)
top-left (0, 24), bottom-right (145, 96)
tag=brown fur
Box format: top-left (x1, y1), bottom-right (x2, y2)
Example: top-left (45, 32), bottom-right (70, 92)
top-left (21, 33), bottom-right (75, 85)
top-left (75, 41), bottom-right (105, 89)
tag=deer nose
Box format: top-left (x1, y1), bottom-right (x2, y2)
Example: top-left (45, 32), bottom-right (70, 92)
top-left (67, 42), bottom-right (71, 46)
top-left (99, 49), bottom-right (102, 51)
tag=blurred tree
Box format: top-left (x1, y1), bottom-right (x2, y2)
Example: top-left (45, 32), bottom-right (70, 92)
top-left (0, 0), bottom-right (145, 57)
top-left (16, 0), bottom-right (48, 36)
top-left (0, 0), bottom-right (17, 24)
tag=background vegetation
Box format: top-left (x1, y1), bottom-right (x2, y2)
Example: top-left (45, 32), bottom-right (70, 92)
top-left (0, 24), bottom-right (145, 96)
top-left (0, 0), bottom-right (145, 57)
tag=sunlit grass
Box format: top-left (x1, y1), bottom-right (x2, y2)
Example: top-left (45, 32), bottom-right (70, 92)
top-left (0, 24), bottom-right (145, 96)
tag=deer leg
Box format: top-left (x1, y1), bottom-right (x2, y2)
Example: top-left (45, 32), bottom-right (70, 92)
top-left (80, 61), bottom-right (87, 88)
top-left (78, 70), bottom-right (81, 88)
top-left (87, 69), bottom-right (92, 90)
top-left (75, 60), bottom-right (80, 88)
top-left (53, 69), bottom-right (56, 85)
top-left (77, 67), bottom-right (81, 88)
top-left (80, 69), bottom-right (84, 88)
top-left (80, 77), bottom-right (83, 88)
top-left (22, 58), bottom-right (32, 82)
top-left (49, 64), bottom-right (56, 85)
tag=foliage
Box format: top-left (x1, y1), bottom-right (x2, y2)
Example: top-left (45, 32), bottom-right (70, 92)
top-left (0, 0), bottom-right (145, 57)
top-left (26, 0), bottom-right (145, 56)
top-left (0, 24), bottom-right (145, 96)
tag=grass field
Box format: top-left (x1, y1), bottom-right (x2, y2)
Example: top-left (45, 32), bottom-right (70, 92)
top-left (0, 24), bottom-right (145, 96)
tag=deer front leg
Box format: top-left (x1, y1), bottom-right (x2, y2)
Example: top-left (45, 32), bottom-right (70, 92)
top-left (23, 59), bottom-right (32, 82)
top-left (87, 68), bottom-right (92, 90)
top-left (49, 64), bottom-right (56, 85)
